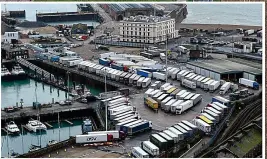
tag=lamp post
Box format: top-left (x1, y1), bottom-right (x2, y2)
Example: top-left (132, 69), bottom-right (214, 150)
top-left (104, 68), bottom-right (107, 131)
top-left (165, 34), bottom-right (169, 83)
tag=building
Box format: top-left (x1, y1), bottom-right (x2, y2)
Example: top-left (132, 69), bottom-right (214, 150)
top-left (1, 44), bottom-right (29, 60)
top-left (2, 32), bottom-right (19, 44)
top-left (119, 15), bottom-right (179, 44)
top-left (186, 58), bottom-right (262, 83)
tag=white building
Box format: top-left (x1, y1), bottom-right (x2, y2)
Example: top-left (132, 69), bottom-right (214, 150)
top-left (2, 32), bottom-right (19, 44)
top-left (119, 15), bottom-right (179, 44)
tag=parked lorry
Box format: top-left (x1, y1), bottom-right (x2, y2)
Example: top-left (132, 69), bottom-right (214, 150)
top-left (115, 71), bottom-right (123, 81)
top-left (196, 76), bottom-right (205, 87)
top-left (129, 74), bottom-right (138, 85)
top-left (209, 81), bottom-right (220, 92)
top-left (161, 96), bottom-right (174, 110)
top-left (239, 78), bottom-right (259, 89)
top-left (177, 123), bottom-right (193, 136)
top-left (178, 46), bottom-right (189, 54)
top-left (203, 80), bottom-right (214, 91)
top-left (157, 94), bottom-right (169, 105)
top-left (137, 70), bottom-right (152, 78)
top-left (160, 53), bottom-right (166, 61)
top-left (99, 58), bottom-right (110, 66)
top-left (178, 92), bottom-right (190, 100)
top-left (149, 89), bottom-right (161, 98)
top-left (67, 59), bottom-right (83, 67)
top-left (153, 72), bottom-right (165, 81)
top-left (170, 89), bottom-right (180, 97)
top-left (142, 78), bottom-right (152, 88)
top-left (107, 97), bottom-right (128, 106)
top-left (191, 94), bottom-right (203, 105)
top-left (192, 75), bottom-right (202, 84)
top-left (164, 99), bottom-right (177, 113)
top-left (133, 75), bottom-right (141, 86)
top-left (119, 72), bottom-right (128, 82)
top-left (109, 106), bottom-right (135, 115)
top-left (200, 78), bottom-right (210, 89)
top-left (160, 83), bottom-right (171, 91)
top-left (75, 134), bottom-right (113, 144)
top-left (192, 119), bottom-right (211, 134)
top-left (184, 93), bottom-right (196, 100)
top-left (141, 141), bottom-right (160, 156)
top-left (151, 81), bottom-right (161, 89)
top-left (213, 102), bottom-right (228, 113)
top-left (168, 127), bottom-right (184, 141)
top-left (150, 134), bottom-right (168, 151)
top-left (152, 92), bottom-right (164, 101)
top-left (212, 96), bottom-right (230, 107)
top-left (88, 130), bottom-right (126, 141)
top-left (158, 132), bottom-right (174, 148)
top-left (163, 85), bottom-right (175, 93)
top-left (166, 87), bottom-right (176, 94)
top-left (219, 82), bottom-right (231, 95)
top-left (137, 77), bottom-right (146, 88)
top-left (124, 73), bottom-right (132, 84)
top-left (124, 120), bottom-right (153, 135)
top-left (171, 69), bottom-right (180, 80)
top-left (145, 97), bottom-right (159, 111)
top-left (182, 79), bottom-right (196, 89)
top-left (132, 147), bottom-right (149, 158)
top-left (201, 113), bottom-right (217, 124)
top-left (181, 120), bottom-right (198, 130)
top-left (170, 100), bottom-right (184, 114)
top-left (203, 109), bottom-right (220, 122)
top-left (144, 89), bottom-right (155, 98)
top-left (115, 119), bottom-right (138, 131)
top-left (176, 90), bottom-right (187, 99)
top-left (176, 70), bottom-right (186, 81)
top-left (163, 130), bottom-right (179, 144)
top-left (176, 100), bottom-right (194, 114)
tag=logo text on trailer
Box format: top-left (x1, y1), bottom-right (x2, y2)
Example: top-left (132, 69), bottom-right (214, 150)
top-left (87, 137), bottom-right (97, 141)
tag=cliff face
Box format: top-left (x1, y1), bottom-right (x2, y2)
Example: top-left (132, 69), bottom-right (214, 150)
top-left (166, 4), bottom-right (188, 30)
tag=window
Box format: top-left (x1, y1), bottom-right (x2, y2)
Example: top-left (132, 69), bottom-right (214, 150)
top-left (139, 28), bottom-right (141, 31)
top-left (148, 33), bottom-right (150, 36)
top-left (135, 32), bottom-right (137, 35)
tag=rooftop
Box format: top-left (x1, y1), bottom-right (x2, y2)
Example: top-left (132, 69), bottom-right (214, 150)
top-left (187, 58), bottom-right (262, 75)
top-left (122, 15), bottom-right (173, 23)
top-left (107, 4), bottom-right (154, 12)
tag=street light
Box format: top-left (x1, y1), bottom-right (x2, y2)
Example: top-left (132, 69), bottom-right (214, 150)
top-left (165, 33), bottom-right (169, 83)
top-left (104, 68), bottom-right (108, 131)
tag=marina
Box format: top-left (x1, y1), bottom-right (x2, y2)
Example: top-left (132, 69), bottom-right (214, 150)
top-left (1, 3), bottom-right (263, 158)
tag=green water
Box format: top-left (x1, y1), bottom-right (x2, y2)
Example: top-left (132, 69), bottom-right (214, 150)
top-left (1, 119), bottom-right (83, 157)
top-left (1, 78), bottom-right (102, 108)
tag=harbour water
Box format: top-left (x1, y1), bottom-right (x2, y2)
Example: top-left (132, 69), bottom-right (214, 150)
top-left (1, 78), bottom-right (103, 108)
top-left (1, 119), bottom-right (83, 157)
top-left (2, 3), bottom-right (262, 26)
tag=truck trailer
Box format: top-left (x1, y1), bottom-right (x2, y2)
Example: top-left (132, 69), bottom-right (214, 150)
top-left (76, 134), bottom-right (113, 144)
top-left (176, 100), bottom-right (194, 114)
top-left (141, 141), bottom-right (160, 156)
top-left (239, 78), bottom-right (259, 89)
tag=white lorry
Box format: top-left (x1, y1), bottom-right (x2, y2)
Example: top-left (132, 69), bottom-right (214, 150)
top-left (176, 100), bottom-right (194, 114)
top-left (219, 82), bottom-right (231, 95)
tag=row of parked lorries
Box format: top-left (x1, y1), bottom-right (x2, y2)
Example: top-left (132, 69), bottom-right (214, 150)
top-left (132, 95), bottom-right (231, 158)
top-left (131, 120), bottom-right (198, 158)
top-left (99, 95), bottom-right (153, 136)
top-left (144, 82), bottom-right (202, 114)
top-left (77, 61), bottom-right (153, 88)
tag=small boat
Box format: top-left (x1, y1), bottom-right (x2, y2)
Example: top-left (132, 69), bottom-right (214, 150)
top-left (25, 119), bottom-right (47, 132)
top-left (29, 144), bottom-right (41, 152)
top-left (5, 121), bottom-right (20, 134)
top-left (47, 140), bottom-right (58, 146)
top-left (1, 66), bottom-right (11, 77)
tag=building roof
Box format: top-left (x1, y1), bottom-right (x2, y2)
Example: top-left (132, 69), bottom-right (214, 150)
top-left (187, 58), bottom-right (262, 75)
top-left (121, 15), bottom-right (173, 23)
top-left (108, 4), bottom-right (154, 13)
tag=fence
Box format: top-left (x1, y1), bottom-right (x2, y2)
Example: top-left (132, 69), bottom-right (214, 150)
top-left (94, 39), bottom-right (153, 48)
